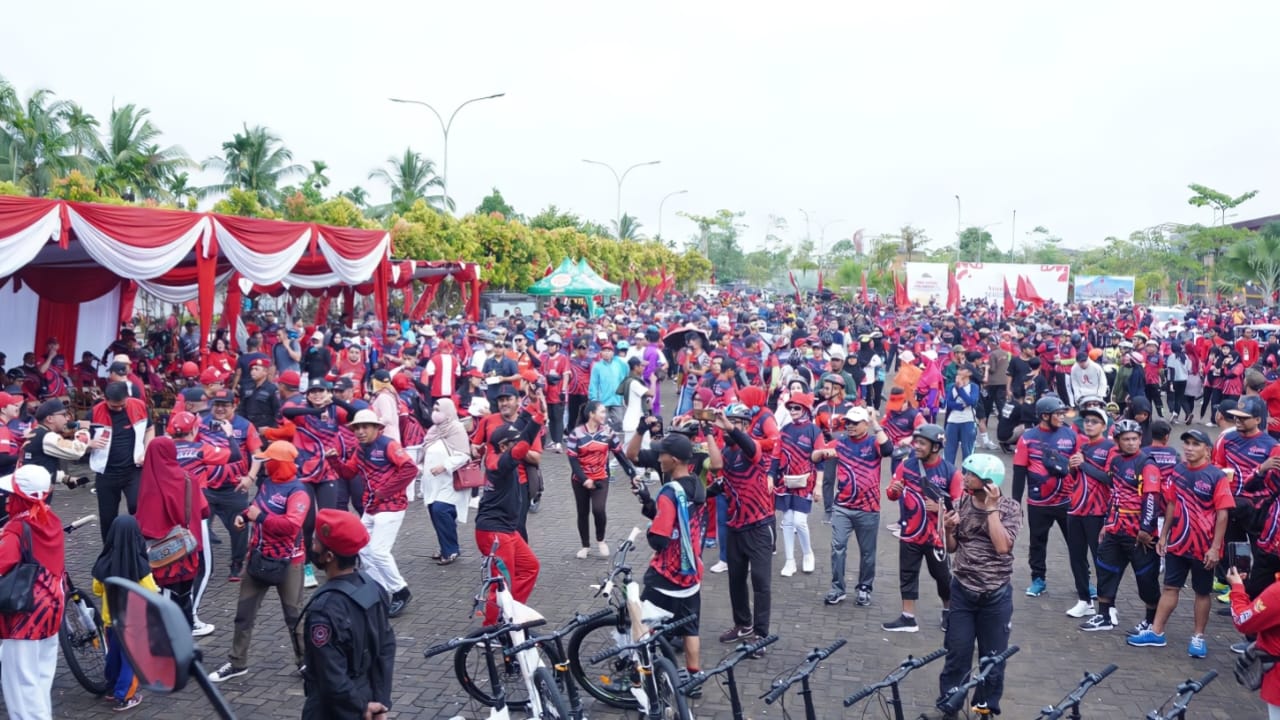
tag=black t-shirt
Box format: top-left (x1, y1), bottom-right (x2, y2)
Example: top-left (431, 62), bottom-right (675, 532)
top-left (303, 347), bottom-right (331, 380)
top-left (106, 408), bottom-right (136, 470)
top-left (1008, 356), bottom-right (1032, 390)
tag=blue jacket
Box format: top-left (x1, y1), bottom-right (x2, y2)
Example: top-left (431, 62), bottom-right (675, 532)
top-left (944, 382), bottom-right (981, 414)
top-left (589, 357), bottom-right (628, 406)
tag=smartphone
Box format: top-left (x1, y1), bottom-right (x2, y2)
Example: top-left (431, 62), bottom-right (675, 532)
top-left (692, 408), bottom-right (716, 422)
top-left (1230, 542), bottom-right (1253, 574)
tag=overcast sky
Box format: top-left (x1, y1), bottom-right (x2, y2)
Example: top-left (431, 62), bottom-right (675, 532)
top-left (4, 1), bottom-right (1278, 256)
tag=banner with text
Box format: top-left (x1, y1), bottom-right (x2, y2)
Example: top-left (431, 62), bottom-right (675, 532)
top-left (1073, 275), bottom-right (1134, 302)
top-left (954, 263), bottom-right (1071, 305)
top-left (905, 262), bottom-right (950, 304)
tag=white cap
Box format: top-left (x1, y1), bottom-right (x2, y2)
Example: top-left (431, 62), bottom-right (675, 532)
top-left (546, 333), bottom-right (563, 345)
top-left (828, 345), bottom-right (846, 360)
top-left (112, 353), bottom-right (131, 364)
top-left (921, 350), bottom-right (938, 362)
top-left (421, 326), bottom-right (437, 337)
top-left (311, 331), bottom-right (324, 341)
top-left (899, 350), bottom-right (915, 363)
top-left (0, 465), bottom-right (52, 501)
top-left (347, 409), bottom-right (385, 427)
top-left (845, 406), bottom-right (870, 423)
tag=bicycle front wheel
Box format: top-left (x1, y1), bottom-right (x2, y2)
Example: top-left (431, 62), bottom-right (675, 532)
top-left (566, 612), bottom-right (642, 709)
top-left (651, 656), bottom-right (691, 720)
top-left (454, 626), bottom-right (559, 711)
top-left (531, 666), bottom-right (571, 719)
top-left (59, 586), bottom-right (109, 696)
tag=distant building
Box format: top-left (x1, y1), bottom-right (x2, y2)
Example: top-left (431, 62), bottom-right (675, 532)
top-left (1230, 213), bottom-right (1280, 232)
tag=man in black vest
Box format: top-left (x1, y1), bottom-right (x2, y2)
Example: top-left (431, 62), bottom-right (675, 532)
top-left (22, 400), bottom-right (98, 480)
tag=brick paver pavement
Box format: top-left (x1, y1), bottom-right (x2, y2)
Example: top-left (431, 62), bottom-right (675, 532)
top-left (14, 420), bottom-right (1251, 719)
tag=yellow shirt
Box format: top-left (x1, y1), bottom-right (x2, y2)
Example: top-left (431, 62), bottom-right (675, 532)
top-left (92, 574), bottom-right (160, 626)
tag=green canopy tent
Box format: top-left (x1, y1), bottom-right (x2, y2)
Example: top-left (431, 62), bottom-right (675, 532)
top-left (526, 258), bottom-right (619, 316)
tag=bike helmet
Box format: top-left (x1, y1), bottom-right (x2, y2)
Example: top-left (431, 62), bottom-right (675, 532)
top-left (912, 423), bottom-right (945, 447)
top-left (1075, 394), bottom-right (1104, 410)
top-left (672, 419), bottom-right (702, 437)
top-left (724, 403), bottom-right (753, 422)
top-left (1035, 396), bottom-right (1067, 416)
top-left (961, 454), bottom-right (1006, 487)
top-left (1112, 418), bottom-right (1143, 438)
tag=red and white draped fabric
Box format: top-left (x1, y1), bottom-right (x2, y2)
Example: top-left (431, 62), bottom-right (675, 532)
top-left (137, 268), bottom-right (235, 303)
top-left (211, 215), bottom-right (311, 286)
top-left (0, 197), bottom-right (63, 278)
top-left (317, 227), bottom-right (390, 284)
top-left (68, 203), bottom-right (207, 279)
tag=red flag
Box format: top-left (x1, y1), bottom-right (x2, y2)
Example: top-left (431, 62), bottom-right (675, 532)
top-left (947, 270), bottom-right (960, 313)
top-left (1015, 275), bottom-right (1045, 307)
top-left (860, 270), bottom-right (868, 303)
top-left (1175, 280), bottom-right (1185, 305)
top-left (1003, 276), bottom-right (1015, 316)
top-left (621, 280), bottom-right (631, 301)
top-left (818, 270), bottom-right (825, 294)
top-left (789, 271), bottom-right (800, 302)
top-left (544, 263), bottom-right (554, 277)
top-left (893, 273), bottom-right (909, 309)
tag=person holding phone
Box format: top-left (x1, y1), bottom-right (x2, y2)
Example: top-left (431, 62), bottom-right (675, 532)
top-left (1227, 564), bottom-right (1280, 717)
top-left (1128, 428), bottom-right (1232, 657)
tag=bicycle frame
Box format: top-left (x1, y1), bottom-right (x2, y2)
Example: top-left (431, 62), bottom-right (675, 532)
top-left (507, 607), bottom-right (614, 720)
top-left (483, 542), bottom-right (552, 720)
top-left (762, 639), bottom-right (847, 720)
top-left (589, 614), bottom-right (696, 719)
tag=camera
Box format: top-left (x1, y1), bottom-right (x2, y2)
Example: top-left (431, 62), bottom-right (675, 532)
top-left (1229, 541), bottom-right (1252, 575)
top-left (65, 420), bottom-right (80, 431)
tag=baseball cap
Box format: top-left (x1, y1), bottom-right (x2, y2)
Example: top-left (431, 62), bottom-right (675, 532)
top-left (331, 377), bottom-right (354, 391)
top-left (181, 387), bottom-right (207, 403)
top-left (1228, 396), bottom-right (1266, 420)
top-left (306, 378), bottom-right (332, 392)
top-left (658, 434), bottom-right (694, 463)
top-left (167, 411), bottom-right (198, 435)
top-left (0, 465), bottom-right (52, 501)
top-left (370, 369), bottom-right (392, 384)
top-left (315, 509), bottom-right (370, 556)
top-left (311, 331), bottom-right (325, 342)
top-left (1180, 429), bottom-right (1212, 445)
top-left (494, 383), bottom-right (518, 399)
top-left (464, 368), bottom-right (485, 379)
top-left (180, 361), bottom-right (199, 378)
top-left (277, 370), bottom-right (301, 388)
top-left (35, 399), bottom-right (68, 421)
top-left (209, 389), bottom-right (235, 404)
top-left (112, 354), bottom-right (131, 364)
top-left (199, 367), bottom-right (224, 385)
top-left (846, 406), bottom-right (870, 423)
top-left (254, 440), bottom-right (299, 462)
top-left (0, 392), bottom-right (21, 408)
top-left (108, 361), bottom-right (129, 375)
top-left (490, 423), bottom-right (522, 447)
top-left (828, 345), bottom-right (846, 360)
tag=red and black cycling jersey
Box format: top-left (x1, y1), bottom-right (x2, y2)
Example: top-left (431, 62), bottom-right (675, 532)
top-left (198, 414), bottom-right (261, 489)
top-left (646, 478), bottom-right (707, 591)
top-left (829, 432), bottom-right (892, 513)
top-left (173, 438), bottom-right (232, 492)
top-left (1103, 451), bottom-right (1161, 537)
top-left (1163, 461), bottom-right (1232, 559)
top-left (888, 455), bottom-right (962, 548)
top-left (882, 407), bottom-right (924, 446)
top-left (1214, 429), bottom-right (1277, 506)
top-left (771, 420), bottom-right (822, 497)
top-left (1014, 425), bottom-right (1080, 507)
top-left (331, 435), bottom-right (417, 514)
top-left (249, 478), bottom-right (310, 562)
top-left (566, 355), bottom-right (593, 396)
top-left (1068, 437), bottom-right (1115, 517)
top-left (1145, 444), bottom-right (1180, 488)
top-left (565, 423), bottom-right (622, 482)
top-left (814, 399), bottom-right (854, 442)
top-left (718, 429), bottom-right (774, 528)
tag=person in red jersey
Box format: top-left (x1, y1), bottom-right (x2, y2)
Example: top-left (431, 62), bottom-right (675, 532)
top-left (1062, 405), bottom-right (1115, 619)
top-left (565, 400), bottom-right (636, 559)
top-left (770, 392), bottom-right (821, 578)
top-left (1013, 395), bottom-right (1080, 598)
top-left (1227, 564), bottom-right (1280, 716)
top-left (1126, 429), bottom-right (1231, 657)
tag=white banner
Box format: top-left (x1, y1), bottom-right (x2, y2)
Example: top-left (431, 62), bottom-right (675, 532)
top-left (954, 263), bottom-right (1071, 305)
top-left (905, 262), bottom-right (950, 304)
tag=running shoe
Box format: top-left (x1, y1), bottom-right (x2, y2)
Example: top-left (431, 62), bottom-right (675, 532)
top-left (1025, 577), bottom-right (1047, 597)
top-left (1126, 629), bottom-right (1167, 647)
top-left (1187, 634), bottom-right (1207, 658)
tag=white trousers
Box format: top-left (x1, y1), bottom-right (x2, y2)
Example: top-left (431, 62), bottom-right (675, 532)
top-left (360, 510), bottom-right (408, 594)
top-left (0, 635), bottom-right (58, 719)
top-left (192, 519), bottom-right (213, 623)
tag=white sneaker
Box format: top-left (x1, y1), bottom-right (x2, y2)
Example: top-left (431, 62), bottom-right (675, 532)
top-left (598, 541), bottom-right (610, 557)
top-left (576, 547), bottom-right (590, 559)
top-left (208, 662), bottom-right (248, 683)
top-left (468, 495), bottom-right (480, 509)
top-left (1065, 600), bottom-right (1095, 618)
top-left (1110, 607), bottom-right (1119, 625)
top-left (192, 620), bottom-right (216, 638)
top-left (802, 553), bottom-right (816, 573)
top-left (781, 560), bottom-right (797, 577)
top-left (710, 560), bottom-right (728, 574)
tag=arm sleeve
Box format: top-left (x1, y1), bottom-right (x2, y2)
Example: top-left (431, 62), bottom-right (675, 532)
top-left (1232, 581), bottom-right (1280, 635)
top-left (263, 489), bottom-right (310, 535)
top-left (303, 607), bottom-right (365, 717)
top-left (567, 456), bottom-right (588, 484)
top-left (282, 405), bottom-right (324, 420)
top-left (725, 428), bottom-right (758, 458)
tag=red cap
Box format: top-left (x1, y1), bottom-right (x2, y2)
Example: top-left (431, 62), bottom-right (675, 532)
top-left (315, 508), bottom-right (370, 556)
top-left (180, 361), bottom-right (200, 378)
top-left (0, 392), bottom-right (21, 408)
top-left (465, 368), bottom-right (485, 378)
top-left (254, 440), bottom-right (299, 462)
top-left (200, 367), bottom-right (224, 385)
top-left (167, 411), bottom-right (198, 435)
top-left (277, 370), bottom-right (301, 388)
top-left (391, 373), bottom-right (412, 391)
top-left (248, 357), bottom-right (270, 369)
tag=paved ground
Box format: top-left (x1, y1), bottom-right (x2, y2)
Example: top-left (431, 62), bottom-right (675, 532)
top-left (16, 414), bottom-right (1255, 719)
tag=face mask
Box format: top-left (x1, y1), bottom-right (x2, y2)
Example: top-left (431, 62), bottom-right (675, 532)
top-left (431, 410), bottom-right (446, 425)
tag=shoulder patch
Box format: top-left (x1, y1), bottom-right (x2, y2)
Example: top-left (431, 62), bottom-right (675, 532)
top-left (311, 623), bottom-right (331, 647)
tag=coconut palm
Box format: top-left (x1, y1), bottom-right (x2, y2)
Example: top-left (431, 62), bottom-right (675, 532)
top-left (613, 213), bottom-right (643, 241)
top-left (340, 185), bottom-right (370, 208)
top-left (1217, 223), bottom-right (1280, 306)
top-left (201, 124), bottom-right (305, 206)
top-left (90, 104), bottom-right (190, 200)
top-left (0, 79), bottom-right (76, 196)
top-left (367, 148), bottom-right (451, 217)
top-left (59, 101), bottom-right (99, 160)
top-left (168, 172), bottom-right (198, 208)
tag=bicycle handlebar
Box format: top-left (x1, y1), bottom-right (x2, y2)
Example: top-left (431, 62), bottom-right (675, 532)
top-left (1145, 671), bottom-right (1217, 720)
top-left (762, 638), bottom-right (849, 704)
top-left (682, 634), bottom-right (779, 691)
top-left (505, 607), bottom-right (615, 656)
top-left (1175, 670), bottom-right (1217, 695)
top-left (423, 618), bottom-right (547, 659)
top-left (587, 614), bottom-right (696, 664)
top-left (1039, 664), bottom-right (1118, 719)
top-left (64, 515), bottom-right (98, 533)
top-left (939, 645), bottom-right (1019, 714)
top-left (843, 647), bottom-right (947, 707)
top-left (593, 528), bottom-right (643, 597)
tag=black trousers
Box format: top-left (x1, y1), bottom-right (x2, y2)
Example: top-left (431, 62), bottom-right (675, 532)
top-left (547, 403), bottom-right (566, 446)
top-left (567, 394), bottom-right (589, 432)
top-left (899, 541), bottom-right (951, 602)
top-left (334, 473), bottom-right (364, 516)
top-left (727, 521), bottom-right (775, 635)
top-left (1066, 514), bottom-right (1104, 601)
top-left (204, 486), bottom-right (250, 571)
top-left (1096, 532), bottom-right (1160, 606)
top-left (302, 481), bottom-right (339, 555)
top-left (96, 467), bottom-right (140, 542)
top-left (938, 581), bottom-right (1013, 715)
top-left (571, 479), bottom-right (609, 547)
top-left (1026, 504), bottom-right (1069, 582)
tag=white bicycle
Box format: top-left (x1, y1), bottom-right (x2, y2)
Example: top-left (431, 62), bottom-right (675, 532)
top-left (425, 538), bottom-right (569, 719)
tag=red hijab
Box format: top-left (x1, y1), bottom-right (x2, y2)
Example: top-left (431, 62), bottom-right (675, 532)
top-left (135, 437), bottom-right (207, 542)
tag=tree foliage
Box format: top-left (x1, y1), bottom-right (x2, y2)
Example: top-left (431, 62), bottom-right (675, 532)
top-left (1217, 223), bottom-right (1280, 305)
top-left (680, 209), bottom-right (747, 282)
top-left (475, 187), bottom-right (518, 220)
top-left (1187, 183), bottom-right (1258, 226)
top-left (201, 124), bottom-right (304, 207)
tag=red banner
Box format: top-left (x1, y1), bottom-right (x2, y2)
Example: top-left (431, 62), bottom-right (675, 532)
top-left (1003, 276), bottom-right (1015, 316)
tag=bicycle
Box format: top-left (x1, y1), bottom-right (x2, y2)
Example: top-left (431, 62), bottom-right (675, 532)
top-left (506, 607), bottom-right (615, 720)
top-left (1036, 664), bottom-right (1116, 719)
top-left (587, 613), bottom-right (695, 720)
top-left (681, 634), bottom-right (778, 720)
top-left (31, 512), bottom-right (110, 697)
top-left (844, 647), bottom-right (947, 720)
top-left (937, 645), bottom-right (1019, 717)
top-left (761, 638), bottom-right (847, 720)
top-left (1143, 670), bottom-right (1216, 720)
top-left (566, 527), bottom-right (680, 710)
top-left (426, 539), bottom-right (570, 719)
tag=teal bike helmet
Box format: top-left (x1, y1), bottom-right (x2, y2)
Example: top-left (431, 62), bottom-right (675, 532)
top-left (961, 454), bottom-right (1006, 488)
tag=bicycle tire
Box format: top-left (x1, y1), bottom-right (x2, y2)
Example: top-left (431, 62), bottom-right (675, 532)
top-left (651, 656), bottom-right (691, 720)
top-left (453, 626), bottom-right (561, 711)
top-left (532, 666), bottom-right (571, 719)
top-left (59, 586), bottom-right (109, 696)
top-left (566, 612), bottom-right (678, 710)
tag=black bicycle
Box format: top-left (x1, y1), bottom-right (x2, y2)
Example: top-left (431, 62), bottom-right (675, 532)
top-left (937, 645), bottom-right (1019, 717)
top-left (844, 647), bottom-right (947, 720)
top-left (1144, 670), bottom-right (1216, 720)
top-left (566, 528), bottom-right (679, 710)
top-left (681, 634), bottom-right (778, 720)
top-left (1036, 664), bottom-right (1117, 719)
top-left (426, 618), bottom-right (567, 719)
top-left (59, 514), bottom-right (110, 696)
top-left (587, 614), bottom-right (695, 720)
top-left (505, 607), bottom-right (614, 720)
top-left (761, 638), bottom-right (847, 720)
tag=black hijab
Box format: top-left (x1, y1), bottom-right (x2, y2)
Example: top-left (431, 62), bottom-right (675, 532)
top-left (92, 515), bottom-right (152, 584)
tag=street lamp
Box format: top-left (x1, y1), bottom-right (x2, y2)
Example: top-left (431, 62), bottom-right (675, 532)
top-left (389, 92), bottom-right (505, 213)
top-left (657, 189), bottom-right (687, 241)
top-left (582, 159), bottom-right (661, 238)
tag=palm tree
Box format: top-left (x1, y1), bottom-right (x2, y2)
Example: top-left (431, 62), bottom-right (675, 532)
top-left (1217, 224), bottom-right (1280, 306)
top-left (367, 148), bottom-right (450, 217)
top-left (59, 102), bottom-right (99, 160)
top-left (0, 79), bottom-right (75, 196)
top-left (340, 185), bottom-right (369, 208)
top-left (90, 104), bottom-right (190, 200)
top-left (614, 213), bottom-right (643, 241)
top-left (895, 224), bottom-right (930, 261)
top-left (168, 172), bottom-right (198, 208)
top-left (201, 124), bottom-right (305, 206)
top-left (305, 160), bottom-right (330, 193)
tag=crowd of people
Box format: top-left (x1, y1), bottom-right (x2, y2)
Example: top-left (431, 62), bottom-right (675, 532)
top-left (2, 289), bottom-right (1280, 718)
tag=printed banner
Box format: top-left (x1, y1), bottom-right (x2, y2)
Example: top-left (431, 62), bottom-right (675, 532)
top-left (954, 263), bottom-right (1071, 305)
top-left (1073, 275), bottom-right (1135, 302)
top-left (905, 262), bottom-right (950, 304)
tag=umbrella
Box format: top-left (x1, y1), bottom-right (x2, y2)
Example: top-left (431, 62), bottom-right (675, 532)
top-left (662, 325), bottom-right (709, 354)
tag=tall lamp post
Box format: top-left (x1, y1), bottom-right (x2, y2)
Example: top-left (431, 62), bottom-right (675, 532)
top-left (389, 92), bottom-right (505, 213)
top-left (657, 189), bottom-right (687, 241)
top-left (582, 159), bottom-right (661, 238)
